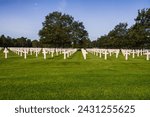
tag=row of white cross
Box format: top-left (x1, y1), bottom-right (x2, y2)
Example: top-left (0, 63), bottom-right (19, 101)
top-left (63, 49), bottom-right (77, 59)
top-left (121, 49), bottom-right (150, 60)
top-left (1, 47), bottom-right (150, 60)
top-left (42, 48), bottom-right (77, 60)
top-left (42, 48), bottom-right (58, 59)
top-left (3, 47), bottom-right (77, 60)
top-left (9, 47), bottom-right (41, 59)
top-left (87, 49), bottom-right (120, 60)
top-left (87, 48), bottom-right (150, 60)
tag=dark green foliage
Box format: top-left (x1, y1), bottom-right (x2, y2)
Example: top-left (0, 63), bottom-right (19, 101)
top-left (32, 40), bottom-right (40, 47)
top-left (39, 11), bottom-right (89, 48)
top-left (0, 35), bottom-right (33, 47)
top-left (95, 8), bottom-right (150, 49)
top-left (128, 8), bottom-right (150, 48)
top-left (97, 23), bottom-right (129, 49)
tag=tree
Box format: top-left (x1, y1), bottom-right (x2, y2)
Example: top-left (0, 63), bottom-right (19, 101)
top-left (32, 40), bottom-right (40, 47)
top-left (91, 40), bottom-right (98, 48)
top-left (0, 34), bottom-right (36, 47)
top-left (108, 23), bottom-right (129, 48)
top-left (26, 39), bottom-right (32, 47)
top-left (0, 35), bottom-right (5, 47)
top-left (39, 11), bottom-right (89, 48)
top-left (128, 8), bottom-right (150, 48)
top-left (96, 8), bottom-right (150, 49)
top-left (97, 35), bottom-right (109, 48)
top-left (15, 37), bottom-right (27, 47)
top-left (97, 23), bottom-right (129, 48)
top-left (0, 35), bottom-right (7, 47)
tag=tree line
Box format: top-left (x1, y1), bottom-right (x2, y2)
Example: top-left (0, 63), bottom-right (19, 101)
top-left (93, 8), bottom-right (150, 49)
top-left (0, 11), bottom-right (92, 48)
top-left (0, 8), bottom-right (150, 48)
top-left (0, 35), bottom-right (40, 47)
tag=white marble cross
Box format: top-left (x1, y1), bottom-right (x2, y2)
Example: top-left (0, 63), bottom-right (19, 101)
top-left (115, 50), bottom-right (120, 58)
top-left (125, 51), bottom-right (130, 60)
top-left (104, 50), bottom-right (108, 60)
top-left (42, 49), bottom-right (47, 59)
top-left (17, 49), bottom-right (20, 55)
top-left (3, 48), bottom-right (9, 59)
top-left (132, 50), bottom-right (136, 58)
top-left (51, 51), bottom-right (54, 58)
top-left (35, 48), bottom-right (39, 57)
top-left (137, 50), bottom-right (140, 57)
top-left (146, 51), bottom-right (150, 60)
top-left (96, 50), bottom-right (98, 56)
top-left (81, 49), bottom-right (88, 60)
top-left (63, 51), bottom-right (67, 59)
top-left (23, 49), bottom-right (28, 59)
top-left (99, 50), bottom-right (102, 58)
top-left (20, 49), bottom-right (23, 56)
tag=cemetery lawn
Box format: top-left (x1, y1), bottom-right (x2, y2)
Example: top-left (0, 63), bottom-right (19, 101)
top-left (0, 50), bottom-right (150, 100)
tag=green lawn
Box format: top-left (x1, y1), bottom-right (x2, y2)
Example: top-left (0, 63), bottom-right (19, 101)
top-left (0, 50), bottom-right (150, 100)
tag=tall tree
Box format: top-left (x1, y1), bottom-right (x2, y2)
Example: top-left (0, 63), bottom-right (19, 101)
top-left (0, 35), bottom-right (5, 47)
top-left (96, 8), bottom-right (150, 49)
top-left (128, 8), bottom-right (150, 48)
top-left (109, 23), bottom-right (129, 48)
top-left (26, 39), bottom-right (32, 47)
top-left (97, 23), bottom-right (129, 48)
top-left (0, 34), bottom-right (35, 47)
top-left (16, 37), bottom-right (27, 47)
top-left (39, 11), bottom-right (89, 48)
top-left (32, 40), bottom-right (40, 47)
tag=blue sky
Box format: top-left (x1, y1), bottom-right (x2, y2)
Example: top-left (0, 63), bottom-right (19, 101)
top-left (0, 0), bottom-right (149, 40)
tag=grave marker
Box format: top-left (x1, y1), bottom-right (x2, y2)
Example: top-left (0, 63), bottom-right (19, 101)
top-left (81, 49), bottom-right (88, 60)
top-left (23, 49), bottom-right (28, 59)
top-left (125, 51), bottom-right (130, 60)
top-left (3, 48), bottom-right (9, 59)
top-left (63, 51), bottom-right (67, 59)
top-left (42, 49), bottom-right (47, 59)
top-left (104, 50), bottom-right (108, 60)
top-left (146, 50), bottom-right (150, 60)
top-left (132, 50), bottom-right (135, 58)
top-left (35, 48), bottom-right (39, 57)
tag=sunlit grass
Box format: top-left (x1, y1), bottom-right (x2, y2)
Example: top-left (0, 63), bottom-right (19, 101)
top-left (0, 50), bottom-right (150, 100)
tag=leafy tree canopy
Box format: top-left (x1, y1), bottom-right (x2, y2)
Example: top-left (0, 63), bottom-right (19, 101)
top-left (39, 11), bottom-right (89, 48)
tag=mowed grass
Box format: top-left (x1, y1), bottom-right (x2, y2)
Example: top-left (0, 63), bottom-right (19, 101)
top-left (0, 50), bottom-right (150, 100)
